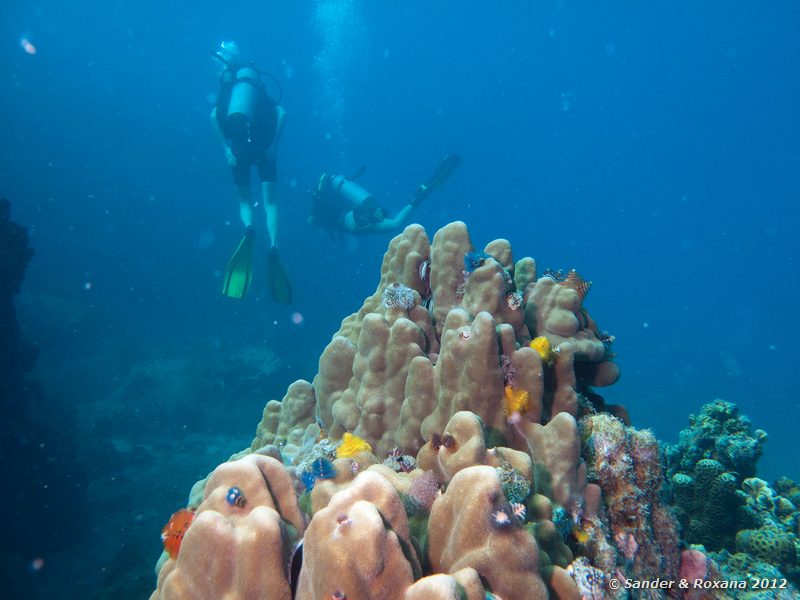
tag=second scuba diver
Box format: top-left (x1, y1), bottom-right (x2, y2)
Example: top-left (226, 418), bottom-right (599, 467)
top-left (211, 41), bottom-right (292, 303)
top-left (308, 153), bottom-right (461, 237)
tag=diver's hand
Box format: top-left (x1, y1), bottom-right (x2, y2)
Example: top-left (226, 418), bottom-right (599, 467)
top-left (225, 146), bottom-right (237, 167)
top-left (411, 184), bottom-right (429, 208)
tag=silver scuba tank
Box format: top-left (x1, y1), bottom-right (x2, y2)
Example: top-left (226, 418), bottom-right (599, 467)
top-left (226, 67), bottom-right (259, 138)
top-left (330, 174), bottom-right (374, 207)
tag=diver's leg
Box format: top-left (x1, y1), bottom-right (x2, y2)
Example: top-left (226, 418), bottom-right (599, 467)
top-left (258, 157), bottom-right (278, 248)
top-left (236, 185), bottom-right (253, 229)
top-left (231, 155), bottom-right (254, 230)
top-left (262, 181), bottom-right (277, 248)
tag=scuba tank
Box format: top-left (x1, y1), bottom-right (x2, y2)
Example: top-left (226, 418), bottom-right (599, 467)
top-left (330, 174), bottom-right (375, 207)
top-left (316, 173), bottom-right (380, 231)
top-left (226, 67), bottom-right (261, 140)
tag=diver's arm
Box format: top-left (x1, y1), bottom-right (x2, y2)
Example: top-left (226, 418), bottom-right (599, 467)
top-left (370, 204), bottom-right (414, 232)
top-left (341, 211), bottom-right (358, 232)
top-left (210, 107), bottom-right (236, 165)
top-left (265, 106), bottom-right (287, 160)
top-left (210, 107), bottom-right (226, 145)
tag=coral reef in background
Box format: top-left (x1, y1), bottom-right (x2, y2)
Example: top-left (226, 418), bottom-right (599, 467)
top-left (664, 400), bottom-right (767, 550)
top-left (149, 222), bottom-right (794, 599)
top-left (666, 399), bottom-right (766, 481)
top-left (0, 199), bottom-right (88, 597)
top-left (664, 400), bottom-right (799, 591)
top-left (94, 341), bottom-right (281, 440)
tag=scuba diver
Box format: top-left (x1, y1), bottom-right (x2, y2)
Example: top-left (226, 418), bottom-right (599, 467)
top-left (308, 153), bottom-right (461, 236)
top-left (211, 41), bottom-right (292, 303)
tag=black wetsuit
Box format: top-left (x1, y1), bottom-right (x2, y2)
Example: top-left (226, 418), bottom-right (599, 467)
top-left (309, 175), bottom-right (382, 234)
top-left (216, 65), bottom-right (278, 186)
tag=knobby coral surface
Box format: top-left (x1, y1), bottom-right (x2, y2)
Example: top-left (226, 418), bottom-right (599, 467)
top-left (151, 455), bottom-right (305, 600)
top-left (151, 222), bottom-right (691, 600)
top-left (252, 222), bottom-right (618, 459)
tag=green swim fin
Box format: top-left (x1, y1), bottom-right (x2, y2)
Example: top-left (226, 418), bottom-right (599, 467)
top-left (268, 247), bottom-right (293, 305)
top-left (222, 229), bottom-right (254, 299)
top-left (412, 153), bottom-right (462, 206)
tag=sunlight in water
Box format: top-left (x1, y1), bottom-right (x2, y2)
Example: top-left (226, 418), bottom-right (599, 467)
top-left (312, 0), bottom-right (367, 157)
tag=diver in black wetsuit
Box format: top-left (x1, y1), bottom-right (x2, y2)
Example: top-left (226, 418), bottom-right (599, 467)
top-left (308, 153), bottom-right (461, 235)
top-left (211, 41), bottom-right (291, 303)
top-left (211, 41), bottom-right (286, 249)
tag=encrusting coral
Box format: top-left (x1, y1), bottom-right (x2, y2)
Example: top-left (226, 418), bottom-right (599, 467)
top-left (580, 414), bottom-right (681, 586)
top-left (150, 222), bottom-right (699, 600)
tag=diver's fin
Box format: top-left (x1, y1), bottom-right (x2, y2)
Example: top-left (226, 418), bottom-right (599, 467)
top-left (412, 153), bottom-right (462, 206)
top-left (221, 229), bottom-right (255, 299)
top-left (346, 165), bottom-right (367, 181)
top-left (426, 153), bottom-right (462, 189)
top-left (268, 247), bottom-right (293, 304)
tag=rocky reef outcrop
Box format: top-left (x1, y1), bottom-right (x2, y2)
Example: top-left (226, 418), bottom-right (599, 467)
top-left (665, 400), bottom-right (799, 592)
top-left (0, 199), bottom-right (87, 596)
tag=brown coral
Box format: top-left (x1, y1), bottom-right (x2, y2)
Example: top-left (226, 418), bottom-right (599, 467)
top-left (427, 466), bottom-right (549, 599)
top-left (151, 222), bottom-right (631, 600)
top-left (295, 471), bottom-right (420, 599)
top-left (151, 455), bottom-right (305, 600)
top-left (250, 223), bottom-right (621, 463)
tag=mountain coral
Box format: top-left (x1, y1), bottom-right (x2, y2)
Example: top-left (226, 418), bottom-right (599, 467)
top-left (151, 455), bottom-right (305, 600)
top-left (427, 466), bottom-right (549, 599)
top-left (295, 471), bottom-right (420, 598)
top-left (149, 222), bottom-right (639, 600)
top-left (406, 470), bottom-right (441, 513)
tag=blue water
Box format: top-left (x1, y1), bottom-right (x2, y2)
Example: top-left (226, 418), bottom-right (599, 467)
top-left (1, 1), bottom-right (798, 597)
